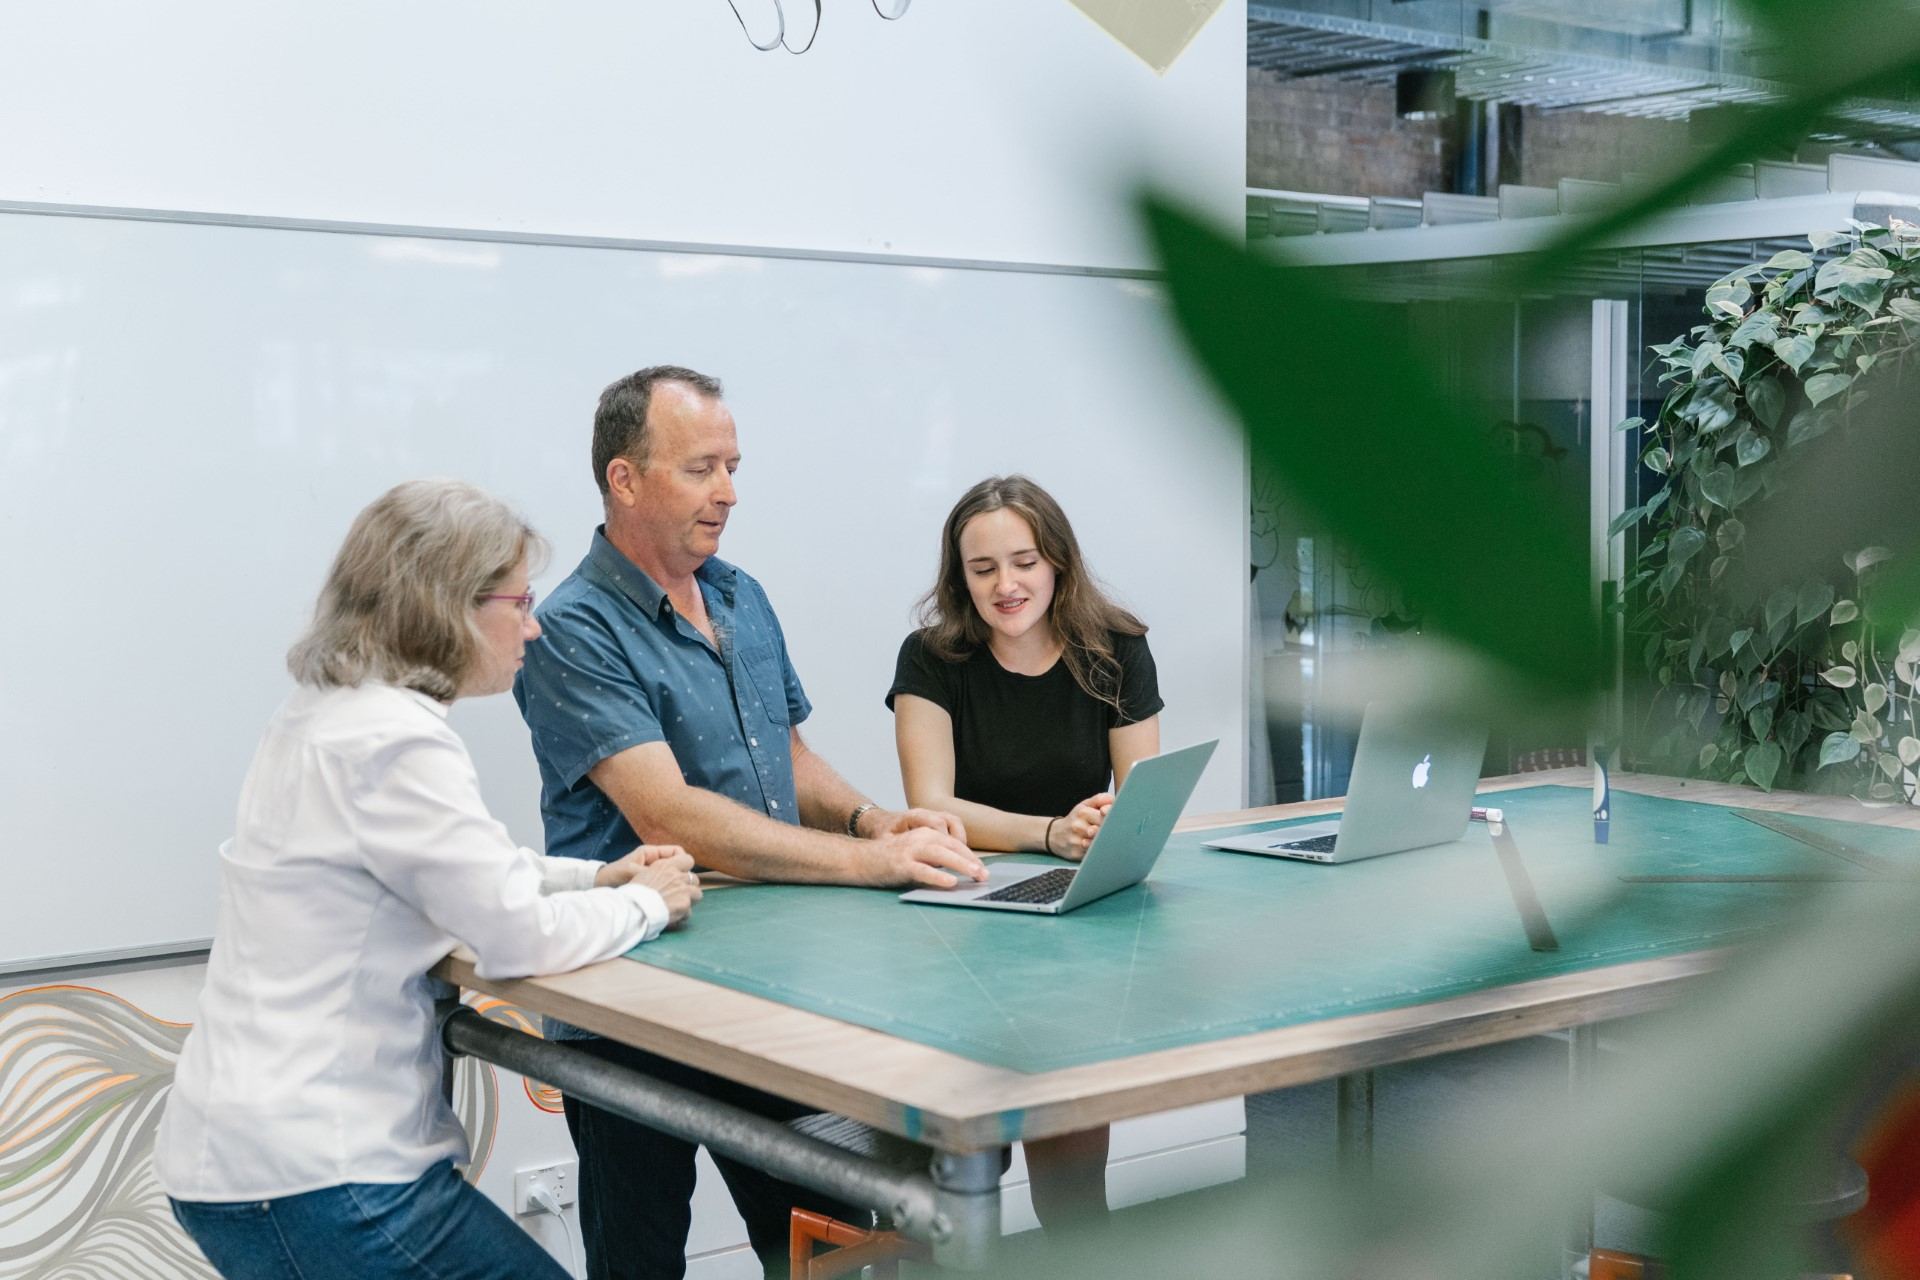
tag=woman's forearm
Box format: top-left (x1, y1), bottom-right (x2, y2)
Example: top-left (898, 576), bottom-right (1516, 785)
top-left (904, 791), bottom-right (1054, 854)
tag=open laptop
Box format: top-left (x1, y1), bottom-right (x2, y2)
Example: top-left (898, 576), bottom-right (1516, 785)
top-left (1205, 705), bottom-right (1487, 864)
top-left (899, 739), bottom-right (1218, 915)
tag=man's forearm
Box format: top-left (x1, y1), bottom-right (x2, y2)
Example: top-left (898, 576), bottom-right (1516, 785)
top-left (639, 783), bottom-right (865, 884)
top-left (791, 736), bottom-right (870, 834)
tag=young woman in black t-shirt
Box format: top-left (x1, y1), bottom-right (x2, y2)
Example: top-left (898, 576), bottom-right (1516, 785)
top-left (887, 474), bottom-right (1162, 1231)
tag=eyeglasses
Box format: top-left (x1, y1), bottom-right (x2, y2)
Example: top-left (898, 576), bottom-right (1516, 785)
top-left (480, 589), bottom-right (537, 617)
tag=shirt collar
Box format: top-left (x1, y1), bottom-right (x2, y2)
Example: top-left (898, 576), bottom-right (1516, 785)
top-left (582, 526), bottom-right (737, 617)
top-left (386, 682), bottom-right (452, 719)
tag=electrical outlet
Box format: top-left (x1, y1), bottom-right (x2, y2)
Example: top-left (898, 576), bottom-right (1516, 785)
top-left (513, 1160), bottom-right (578, 1215)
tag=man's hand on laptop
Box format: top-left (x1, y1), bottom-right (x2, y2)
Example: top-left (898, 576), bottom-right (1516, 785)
top-left (1050, 793), bottom-right (1116, 861)
top-left (858, 805), bottom-right (968, 846)
top-left (855, 828), bottom-right (987, 890)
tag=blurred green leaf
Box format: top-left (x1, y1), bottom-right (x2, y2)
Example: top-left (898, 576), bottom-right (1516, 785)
top-left (1744, 740), bottom-right (1784, 792)
top-left (1772, 333), bottom-right (1816, 373)
top-left (1746, 375), bottom-right (1785, 430)
top-left (1763, 586), bottom-right (1795, 634)
top-left (1814, 254), bottom-right (1893, 297)
top-left (1670, 527), bottom-right (1708, 569)
top-left (1804, 371), bottom-right (1853, 405)
top-left (1700, 465), bottom-right (1737, 509)
top-left (1850, 546), bottom-right (1897, 575)
top-left (1734, 427), bottom-right (1771, 467)
top-left (1692, 341), bottom-right (1725, 380)
top-left (1796, 582), bottom-right (1834, 627)
top-left (1729, 311), bottom-right (1779, 350)
top-left (1141, 196), bottom-right (1595, 697)
top-left (1818, 730), bottom-right (1861, 767)
top-left (1784, 406), bottom-right (1833, 447)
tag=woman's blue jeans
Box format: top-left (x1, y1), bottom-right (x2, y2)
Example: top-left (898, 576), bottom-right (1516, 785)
top-left (170, 1160), bottom-right (567, 1280)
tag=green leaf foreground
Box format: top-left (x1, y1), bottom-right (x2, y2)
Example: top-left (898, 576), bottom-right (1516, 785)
top-left (1140, 196), bottom-right (1596, 700)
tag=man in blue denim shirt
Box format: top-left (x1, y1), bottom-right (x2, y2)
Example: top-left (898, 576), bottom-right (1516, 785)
top-left (516, 366), bottom-right (984, 1280)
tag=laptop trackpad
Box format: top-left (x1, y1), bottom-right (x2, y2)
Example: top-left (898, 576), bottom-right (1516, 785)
top-left (900, 861), bottom-right (1049, 903)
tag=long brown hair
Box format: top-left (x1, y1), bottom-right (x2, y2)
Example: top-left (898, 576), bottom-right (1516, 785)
top-left (914, 475), bottom-right (1145, 713)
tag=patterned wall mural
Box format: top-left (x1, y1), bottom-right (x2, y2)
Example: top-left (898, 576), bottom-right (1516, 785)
top-left (0, 984), bottom-right (539, 1279)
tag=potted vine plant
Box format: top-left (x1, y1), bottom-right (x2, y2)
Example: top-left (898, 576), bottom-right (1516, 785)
top-left (1621, 218), bottom-right (1920, 799)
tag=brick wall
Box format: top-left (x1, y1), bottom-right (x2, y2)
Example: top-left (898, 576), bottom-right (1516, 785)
top-left (1514, 108), bottom-right (1690, 188)
top-left (1247, 69), bottom-right (1450, 197)
top-left (1248, 69), bottom-right (1692, 199)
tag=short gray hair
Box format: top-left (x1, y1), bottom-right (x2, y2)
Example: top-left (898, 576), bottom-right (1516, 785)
top-left (287, 479), bottom-right (549, 701)
top-left (591, 365), bottom-right (724, 497)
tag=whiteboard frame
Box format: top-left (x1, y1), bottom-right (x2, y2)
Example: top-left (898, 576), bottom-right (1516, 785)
top-left (0, 198), bottom-right (1162, 282)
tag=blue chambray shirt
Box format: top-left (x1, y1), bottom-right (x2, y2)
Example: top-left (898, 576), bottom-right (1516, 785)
top-left (514, 527), bottom-right (812, 871)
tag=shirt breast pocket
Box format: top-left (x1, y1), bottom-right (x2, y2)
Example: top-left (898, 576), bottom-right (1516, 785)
top-left (738, 644), bottom-right (791, 727)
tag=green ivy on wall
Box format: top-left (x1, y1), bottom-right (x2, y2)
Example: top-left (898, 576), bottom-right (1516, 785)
top-left (1623, 219), bottom-right (1920, 798)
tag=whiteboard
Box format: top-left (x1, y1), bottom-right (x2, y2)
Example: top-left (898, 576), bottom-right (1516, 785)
top-left (0, 208), bottom-right (1247, 971)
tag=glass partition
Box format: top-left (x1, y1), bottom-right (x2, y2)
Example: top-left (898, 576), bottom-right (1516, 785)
top-left (1250, 237), bottom-right (1789, 800)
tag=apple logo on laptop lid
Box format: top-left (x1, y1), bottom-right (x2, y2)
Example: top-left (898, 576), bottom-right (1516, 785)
top-left (1411, 754), bottom-right (1432, 789)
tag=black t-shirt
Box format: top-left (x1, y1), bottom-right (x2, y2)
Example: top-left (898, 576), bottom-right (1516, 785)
top-left (886, 630), bottom-right (1163, 818)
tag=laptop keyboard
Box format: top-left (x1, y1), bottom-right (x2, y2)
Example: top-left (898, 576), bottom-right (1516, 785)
top-left (982, 867), bottom-right (1077, 905)
top-left (1271, 833), bottom-right (1339, 854)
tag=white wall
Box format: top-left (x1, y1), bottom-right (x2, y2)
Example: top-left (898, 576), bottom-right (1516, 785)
top-left (0, 1), bottom-right (1244, 271)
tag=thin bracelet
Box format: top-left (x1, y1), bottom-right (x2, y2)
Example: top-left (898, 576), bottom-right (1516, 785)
top-left (1044, 815), bottom-right (1063, 855)
top-left (846, 803), bottom-right (877, 838)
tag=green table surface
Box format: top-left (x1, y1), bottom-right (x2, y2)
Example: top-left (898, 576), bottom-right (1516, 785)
top-left (623, 786), bottom-right (1920, 1074)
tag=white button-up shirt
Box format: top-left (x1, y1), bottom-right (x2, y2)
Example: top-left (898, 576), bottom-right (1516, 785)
top-left (157, 681), bottom-right (666, 1200)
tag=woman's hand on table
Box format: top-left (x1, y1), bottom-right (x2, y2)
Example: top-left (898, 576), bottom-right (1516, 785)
top-left (598, 846), bottom-right (702, 926)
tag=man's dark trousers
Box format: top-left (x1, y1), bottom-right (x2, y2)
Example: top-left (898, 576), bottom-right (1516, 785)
top-left (561, 1036), bottom-right (866, 1280)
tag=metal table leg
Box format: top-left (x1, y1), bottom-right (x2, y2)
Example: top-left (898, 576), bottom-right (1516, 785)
top-left (929, 1149), bottom-right (1005, 1270)
top-left (1565, 1025), bottom-right (1599, 1279)
top-left (439, 1006), bottom-right (1005, 1269)
top-left (433, 987), bottom-right (460, 1105)
top-left (1336, 1069), bottom-right (1375, 1183)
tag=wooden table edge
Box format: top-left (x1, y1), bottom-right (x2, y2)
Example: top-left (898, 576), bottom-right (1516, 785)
top-left (434, 945), bottom-right (1724, 1151)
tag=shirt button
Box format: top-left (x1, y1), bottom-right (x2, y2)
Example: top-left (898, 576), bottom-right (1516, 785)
top-left (770, 800), bottom-right (780, 810)
top-left (749, 737), bottom-right (758, 748)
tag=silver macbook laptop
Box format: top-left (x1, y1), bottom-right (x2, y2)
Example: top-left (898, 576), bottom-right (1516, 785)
top-left (899, 739), bottom-right (1218, 915)
top-left (1205, 705), bottom-right (1487, 864)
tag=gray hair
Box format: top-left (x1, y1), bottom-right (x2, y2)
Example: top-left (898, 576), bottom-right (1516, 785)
top-left (591, 365), bottom-right (725, 497)
top-left (287, 479), bottom-right (549, 701)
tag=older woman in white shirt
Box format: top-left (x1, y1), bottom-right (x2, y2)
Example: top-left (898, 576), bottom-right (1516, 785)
top-left (157, 479), bottom-right (700, 1280)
